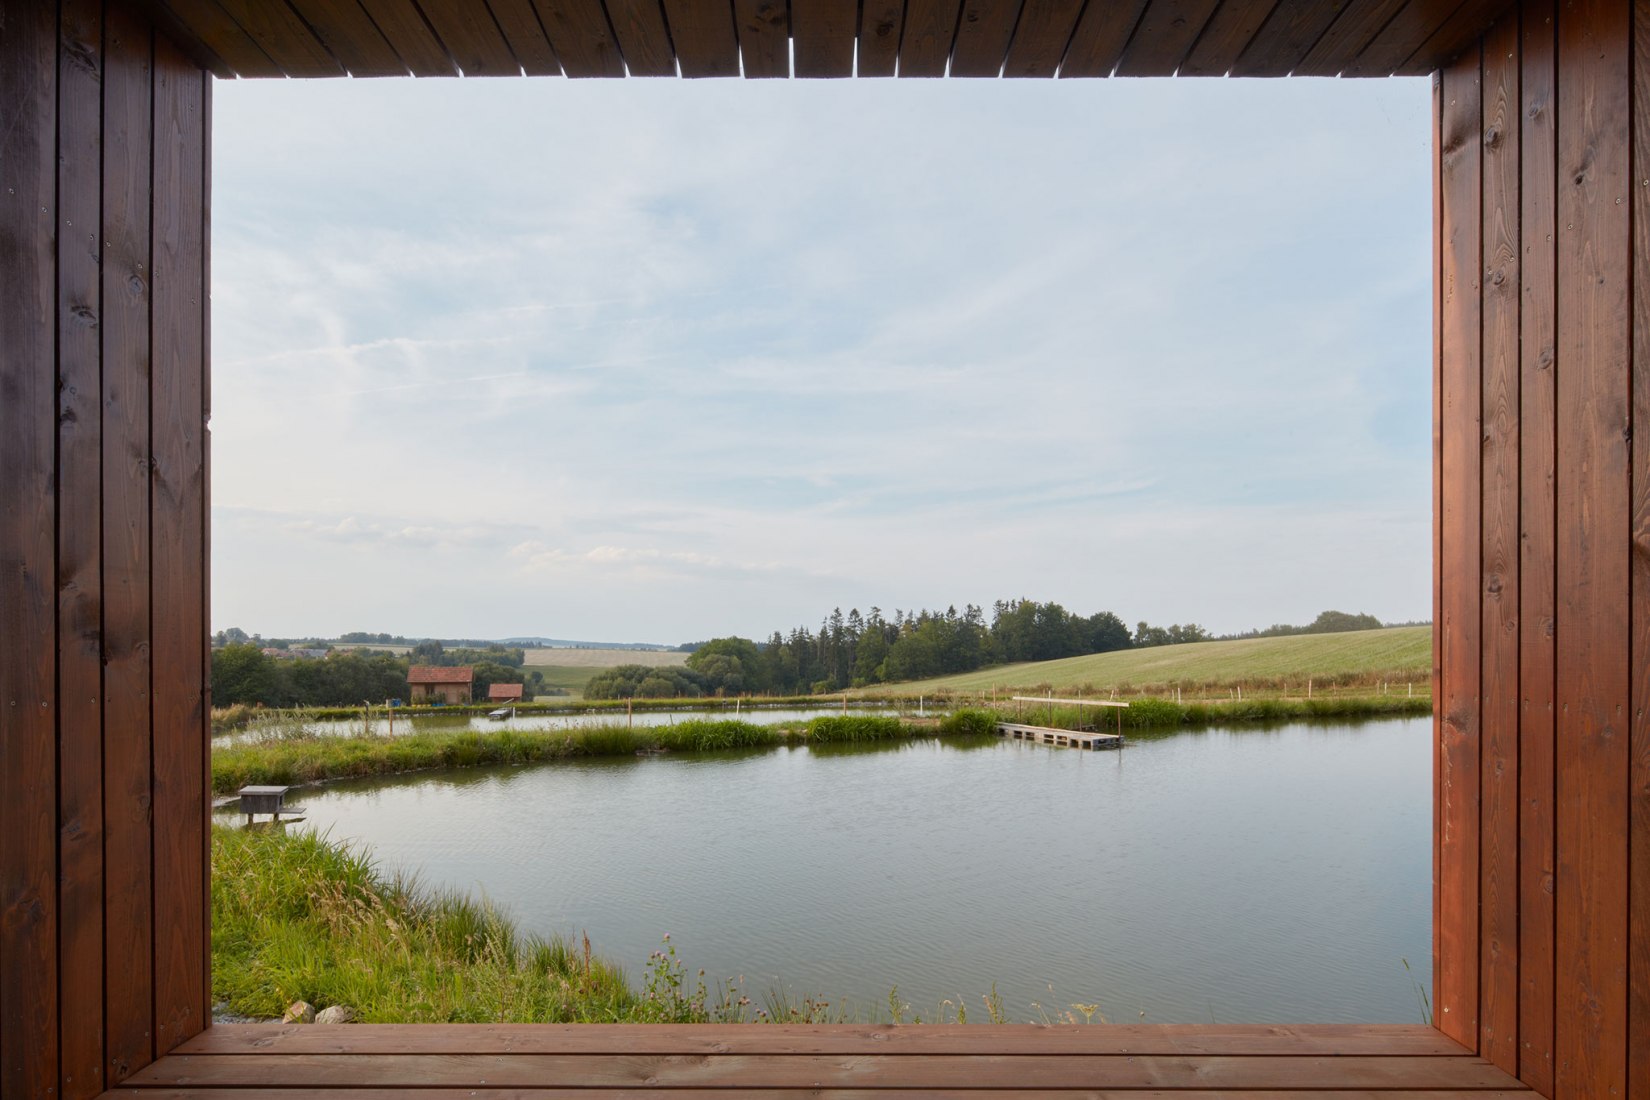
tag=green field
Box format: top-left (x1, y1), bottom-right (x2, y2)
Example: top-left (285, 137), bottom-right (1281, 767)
top-left (522, 647), bottom-right (688, 698)
top-left (854, 626), bottom-right (1431, 700)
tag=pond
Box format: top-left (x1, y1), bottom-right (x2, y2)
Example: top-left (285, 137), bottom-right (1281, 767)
top-left (237, 716), bottom-right (1432, 1024)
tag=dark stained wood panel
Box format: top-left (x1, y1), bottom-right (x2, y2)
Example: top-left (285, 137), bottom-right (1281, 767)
top-left (1476, 13), bottom-right (1519, 1079)
top-left (532, 0), bottom-right (626, 76)
top-left (0, 1), bottom-right (61, 1097)
top-left (1000, 0), bottom-right (1083, 77)
top-left (355, 0), bottom-right (461, 75)
top-left (489, 0), bottom-right (565, 74)
top-left (284, 0), bottom-right (408, 76)
top-left (857, 0), bottom-right (906, 76)
top-left (1114, 0), bottom-right (1222, 76)
top-left (733, 0), bottom-right (790, 75)
top-left (150, 0), bottom-right (281, 76)
top-left (791, 0), bottom-right (856, 75)
top-left (1553, 0), bottom-right (1632, 1096)
top-left (1633, 3), bottom-right (1650, 1094)
top-left (415, 0), bottom-right (522, 75)
top-left (606, 0), bottom-right (676, 74)
top-left (1399, 0), bottom-right (1520, 75)
top-left (56, 3), bottom-right (107, 1097)
top-left (1178, 0), bottom-right (1277, 74)
top-left (1293, 0), bottom-right (1410, 76)
top-left (1436, 46), bottom-right (1483, 1053)
top-left (659, 0), bottom-right (742, 76)
top-left (1058, 0), bottom-right (1148, 76)
top-left (1232, 0), bottom-right (1351, 76)
top-left (211, 0), bottom-right (345, 75)
top-left (148, 35), bottom-right (209, 1056)
top-left (950, 0), bottom-right (1025, 75)
top-left (99, 6), bottom-right (157, 1082)
top-left (1349, 0), bottom-right (1462, 76)
top-left (896, 0), bottom-right (962, 74)
top-left (1515, 2), bottom-right (1556, 1094)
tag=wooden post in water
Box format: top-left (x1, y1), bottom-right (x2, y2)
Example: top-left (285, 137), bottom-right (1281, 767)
top-left (1307, 679), bottom-right (1312, 699)
top-left (627, 698), bottom-right (633, 729)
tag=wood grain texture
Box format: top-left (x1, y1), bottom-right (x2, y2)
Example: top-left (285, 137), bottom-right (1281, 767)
top-left (531, 0), bottom-right (626, 76)
top-left (99, 6), bottom-right (156, 1082)
top-left (1349, 0), bottom-right (1461, 76)
top-left (857, 0), bottom-right (906, 75)
top-left (1178, 0), bottom-right (1278, 75)
top-left (210, 0), bottom-right (344, 75)
top-left (1000, 0), bottom-right (1083, 76)
top-left (1437, 45), bottom-right (1483, 1053)
top-left (1397, 0), bottom-right (1518, 76)
top-left (281, 0), bottom-right (408, 76)
top-left (149, 35), bottom-right (208, 1057)
top-left (949, 0), bottom-right (1024, 75)
top-left (149, 0), bottom-right (280, 75)
top-left (659, 0), bottom-right (741, 76)
top-left (174, 1023), bottom-right (1474, 1057)
top-left (355, 0), bottom-right (461, 75)
top-left (896, 0), bottom-right (962, 74)
top-left (1292, 0), bottom-right (1410, 76)
top-left (1232, 0), bottom-right (1351, 76)
top-left (0, 0), bottom-right (61, 1095)
top-left (791, 0), bottom-right (857, 75)
top-left (1554, 1), bottom-right (1632, 1096)
top-left (1431, 62), bottom-right (1445, 1089)
top-left (125, 1053), bottom-right (1528, 1090)
top-left (489, 0), bottom-right (565, 74)
top-left (414, 0), bottom-right (522, 75)
top-left (733, 0), bottom-right (790, 75)
top-left (56, 3), bottom-right (106, 1097)
top-left (1515, 1), bottom-right (1556, 1093)
top-left (1633, 1), bottom-right (1650, 1093)
top-left (1477, 12), bottom-right (1520, 1079)
top-left (606, 0), bottom-right (676, 75)
top-left (1114, 0), bottom-right (1222, 75)
top-left (1058, 0), bottom-right (1149, 75)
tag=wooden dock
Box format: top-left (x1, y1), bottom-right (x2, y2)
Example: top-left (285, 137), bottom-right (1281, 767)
top-left (997, 722), bottom-right (1123, 750)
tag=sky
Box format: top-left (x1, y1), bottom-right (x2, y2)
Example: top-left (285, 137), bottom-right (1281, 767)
top-left (210, 73), bottom-right (1434, 645)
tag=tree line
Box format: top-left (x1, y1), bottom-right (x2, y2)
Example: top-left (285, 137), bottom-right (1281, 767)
top-left (210, 640), bottom-right (549, 708)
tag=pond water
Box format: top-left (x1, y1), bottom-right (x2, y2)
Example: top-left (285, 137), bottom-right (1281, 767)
top-left (237, 717), bottom-right (1432, 1024)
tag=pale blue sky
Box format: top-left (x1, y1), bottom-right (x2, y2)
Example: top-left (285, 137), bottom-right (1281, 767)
top-left (210, 75), bottom-right (1433, 643)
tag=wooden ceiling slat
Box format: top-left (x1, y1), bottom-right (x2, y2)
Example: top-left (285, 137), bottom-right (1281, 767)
top-left (1345, 0), bottom-right (1460, 75)
top-left (1178, 0), bottom-right (1279, 75)
top-left (152, 0), bottom-right (286, 75)
top-left (950, 0), bottom-right (1026, 75)
top-left (896, 0), bottom-right (962, 74)
top-left (791, 0), bottom-right (856, 75)
top-left (488, 0), bottom-right (565, 74)
top-left (1291, 0), bottom-right (1409, 76)
top-left (1231, 0), bottom-right (1351, 76)
top-left (284, 0), bottom-right (408, 76)
top-left (1000, 0), bottom-right (1085, 77)
top-left (1115, 0), bottom-right (1223, 75)
top-left (140, 0), bottom-right (239, 75)
top-left (606, 0), bottom-right (678, 74)
top-left (1395, 0), bottom-right (1510, 74)
top-left (659, 0), bottom-right (741, 75)
top-left (356, 0), bottom-right (460, 75)
top-left (857, 0), bottom-right (906, 76)
top-left (212, 0), bottom-right (344, 75)
top-left (1058, 0), bottom-right (1148, 76)
top-left (414, 0), bottom-right (521, 74)
top-left (732, 0), bottom-right (790, 75)
top-left (531, 0), bottom-right (627, 75)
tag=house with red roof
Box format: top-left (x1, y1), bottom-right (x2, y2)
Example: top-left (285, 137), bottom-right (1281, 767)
top-left (487, 683), bottom-right (525, 703)
top-left (407, 665), bottom-right (474, 704)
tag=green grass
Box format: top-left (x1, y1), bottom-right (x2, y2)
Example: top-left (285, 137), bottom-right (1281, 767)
top-left (856, 626), bottom-right (1431, 699)
top-left (211, 826), bottom-right (749, 1022)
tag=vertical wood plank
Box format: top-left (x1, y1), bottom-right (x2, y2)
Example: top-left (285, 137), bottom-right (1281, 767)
top-left (791, 0), bottom-right (857, 75)
top-left (607, 0), bottom-right (677, 75)
top-left (1554, 0), bottom-right (1632, 1095)
top-left (1479, 10), bottom-right (1521, 1079)
top-left (897, 0), bottom-right (963, 74)
top-left (1517, 1), bottom-right (1558, 1094)
top-left (1000, 0), bottom-right (1085, 77)
top-left (487, 0), bottom-right (565, 75)
top-left (733, 0), bottom-right (790, 76)
top-left (0, 0), bottom-right (62, 1094)
top-left (856, 0), bottom-right (905, 76)
top-left (1058, 0), bottom-right (1148, 76)
top-left (1438, 43), bottom-right (1484, 1052)
top-left (949, 0), bottom-right (1024, 76)
top-left (100, 8), bottom-right (155, 1081)
top-left (149, 32), bottom-right (207, 1057)
top-left (530, 0), bottom-right (626, 76)
top-left (1432, 61), bottom-right (1446, 1075)
top-left (57, 1), bottom-right (106, 1096)
top-left (1632, 2), bottom-right (1650, 1094)
top-left (658, 0), bottom-right (741, 76)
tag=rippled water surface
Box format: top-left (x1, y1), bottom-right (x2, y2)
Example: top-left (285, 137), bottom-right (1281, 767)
top-left (253, 717), bottom-right (1432, 1023)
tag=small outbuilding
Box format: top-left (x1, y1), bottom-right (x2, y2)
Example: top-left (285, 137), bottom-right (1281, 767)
top-left (407, 665), bottom-right (474, 704)
top-left (487, 683), bottom-right (526, 703)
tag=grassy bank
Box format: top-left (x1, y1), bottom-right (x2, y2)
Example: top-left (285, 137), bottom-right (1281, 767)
top-left (213, 825), bottom-right (742, 1022)
top-left (1011, 694), bottom-right (1431, 733)
top-left (212, 713), bottom-right (990, 794)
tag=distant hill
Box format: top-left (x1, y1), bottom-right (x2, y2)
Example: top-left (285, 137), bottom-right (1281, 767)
top-left (498, 637), bottom-right (674, 650)
top-left (852, 626), bottom-right (1431, 699)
